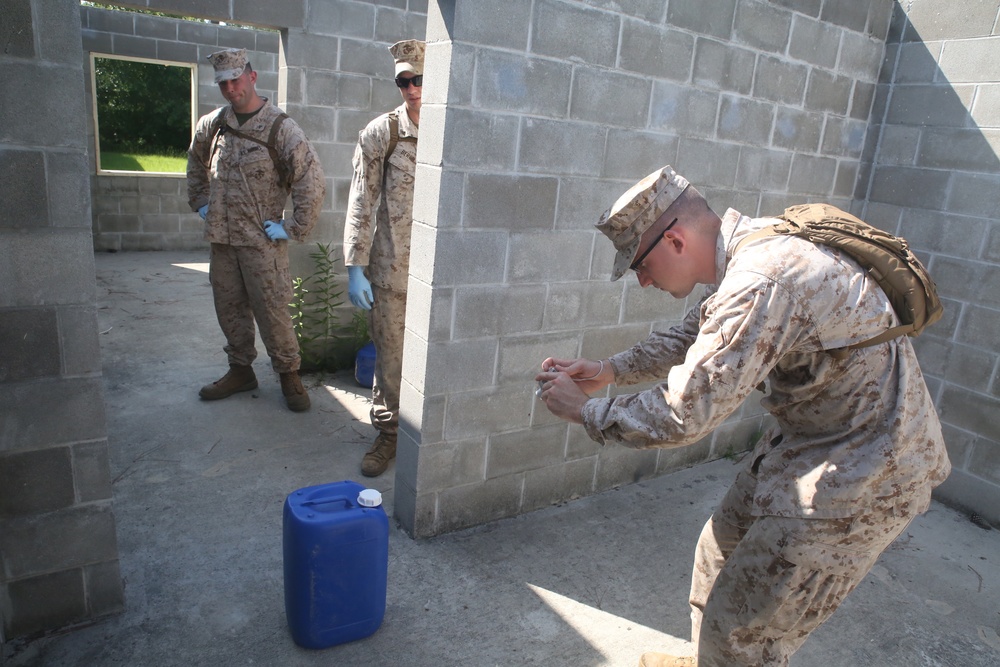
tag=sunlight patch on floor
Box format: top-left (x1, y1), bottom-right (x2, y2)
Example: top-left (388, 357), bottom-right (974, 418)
top-left (172, 262), bottom-right (210, 273)
top-left (527, 583), bottom-right (692, 665)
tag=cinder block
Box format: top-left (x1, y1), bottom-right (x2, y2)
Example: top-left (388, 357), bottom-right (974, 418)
top-left (404, 279), bottom-right (452, 343)
top-left (601, 131), bottom-right (679, 183)
top-left (834, 160), bottom-right (859, 197)
top-left (717, 95), bottom-right (774, 145)
top-left (866, 0), bottom-right (894, 40)
top-left (113, 34), bottom-right (157, 60)
top-left (497, 332), bottom-right (582, 389)
top-left (420, 228), bottom-right (507, 287)
top-left (543, 282), bottom-right (622, 331)
top-left (693, 38), bottom-right (755, 95)
top-left (850, 81), bottom-right (876, 120)
top-left (807, 69), bottom-right (853, 115)
top-left (971, 83), bottom-right (1000, 128)
top-left (789, 16), bottom-right (841, 69)
top-left (943, 343), bottom-right (996, 394)
top-left (974, 261), bottom-right (1000, 310)
top-left (570, 68), bottom-right (652, 127)
top-left (3, 0), bottom-right (34, 58)
top-left (443, 385), bottom-right (533, 440)
top-left (531, 0), bottom-right (619, 68)
top-left (464, 172), bottom-right (559, 229)
top-left (733, 0), bottom-right (793, 52)
top-left (821, 117), bottom-right (867, 158)
top-left (486, 423), bottom-right (567, 479)
top-left (947, 171), bottom-right (1000, 219)
top-left (82, 29), bottom-right (113, 54)
top-left (770, 0), bottom-right (821, 18)
top-left (84, 560), bottom-right (125, 618)
top-left (735, 147), bottom-right (791, 191)
top-left (473, 52), bottom-right (572, 118)
top-left (58, 306), bottom-right (102, 377)
top-left (0, 446), bottom-right (74, 518)
top-left (134, 14), bottom-right (178, 41)
top-left (986, 220), bottom-right (1000, 263)
top-left (917, 127), bottom-right (1000, 173)
top-left (558, 176), bottom-right (635, 232)
top-left (86, 7), bottom-right (134, 35)
top-left (668, 0), bottom-right (737, 39)
top-left (837, 30), bottom-right (884, 80)
top-left (594, 443), bottom-right (658, 490)
top-left (520, 117), bottom-right (607, 175)
top-left (453, 284), bottom-right (546, 339)
top-left (374, 8), bottom-right (427, 45)
top-left (772, 107), bottom-right (822, 152)
top-left (0, 308), bottom-right (60, 382)
top-left (434, 475), bottom-right (523, 534)
top-left (0, 376), bottom-right (107, 453)
top-left (307, 1), bottom-right (376, 38)
top-left (820, 0), bottom-right (869, 32)
top-left (440, 108), bottom-right (519, 171)
top-left (1, 503), bottom-right (118, 579)
top-left (412, 437), bottom-right (487, 492)
top-left (73, 441), bottom-right (114, 504)
top-left (676, 138), bottom-right (740, 187)
top-left (581, 322), bottom-right (656, 362)
top-left (753, 56), bottom-right (808, 105)
top-left (787, 154), bottom-right (838, 196)
top-left (46, 147), bottom-right (91, 228)
top-left (508, 231), bottom-right (595, 283)
top-left (231, 0), bottom-right (305, 31)
top-left (565, 426), bottom-right (603, 460)
top-left (895, 41), bottom-right (943, 84)
top-left (622, 280), bottom-right (689, 325)
top-left (521, 457), bottom-right (597, 513)
top-left (177, 20), bottom-right (218, 45)
top-left (620, 18), bottom-right (694, 80)
top-left (957, 304), bottom-right (1000, 352)
top-left (655, 435), bottom-right (715, 474)
top-left (904, 0), bottom-right (999, 41)
top-left (416, 338), bottom-right (499, 395)
top-left (940, 384), bottom-right (1000, 443)
top-left (1, 149), bottom-right (48, 228)
top-left (869, 165), bottom-right (949, 209)
top-left (2, 569), bottom-right (86, 640)
top-left (452, 0), bottom-right (531, 50)
top-left (650, 81), bottom-right (719, 137)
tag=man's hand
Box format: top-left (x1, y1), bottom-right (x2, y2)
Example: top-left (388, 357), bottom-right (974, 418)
top-left (264, 220), bottom-right (289, 241)
top-left (348, 266), bottom-right (373, 310)
top-left (534, 367), bottom-right (589, 424)
top-left (198, 204), bottom-right (208, 220)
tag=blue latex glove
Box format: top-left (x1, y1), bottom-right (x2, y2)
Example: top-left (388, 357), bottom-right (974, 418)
top-left (348, 266), bottom-right (373, 310)
top-left (264, 220), bottom-right (289, 241)
top-left (198, 204), bottom-right (208, 220)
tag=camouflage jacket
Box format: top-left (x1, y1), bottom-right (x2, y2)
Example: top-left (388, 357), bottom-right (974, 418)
top-left (187, 98), bottom-right (325, 247)
top-left (582, 209), bottom-right (951, 518)
top-left (343, 103), bottom-right (418, 291)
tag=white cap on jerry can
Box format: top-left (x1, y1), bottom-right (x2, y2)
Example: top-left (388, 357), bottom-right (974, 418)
top-left (357, 489), bottom-right (383, 507)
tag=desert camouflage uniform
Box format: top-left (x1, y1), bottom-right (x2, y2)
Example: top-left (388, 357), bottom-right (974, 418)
top-left (187, 99), bottom-right (325, 373)
top-left (582, 209), bottom-right (951, 666)
top-left (343, 103), bottom-right (418, 436)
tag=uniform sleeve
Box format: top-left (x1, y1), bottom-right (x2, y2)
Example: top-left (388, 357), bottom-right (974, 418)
top-left (608, 295), bottom-right (707, 386)
top-left (186, 113), bottom-right (216, 212)
top-left (278, 122), bottom-right (326, 242)
top-left (581, 275), bottom-right (808, 448)
top-left (343, 119), bottom-right (388, 267)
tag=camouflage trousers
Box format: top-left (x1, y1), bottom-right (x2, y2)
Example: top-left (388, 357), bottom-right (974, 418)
top-left (689, 459), bottom-right (916, 666)
top-left (368, 285), bottom-right (407, 436)
top-left (209, 242), bottom-right (299, 373)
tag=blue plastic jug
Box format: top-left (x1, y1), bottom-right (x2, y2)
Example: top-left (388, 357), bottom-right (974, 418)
top-left (283, 480), bottom-right (389, 649)
top-left (354, 341), bottom-right (376, 388)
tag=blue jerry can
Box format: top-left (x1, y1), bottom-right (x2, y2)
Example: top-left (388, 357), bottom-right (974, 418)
top-left (283, 480), bottom-right (389, 649)
top-left (354, 341), bottom-right (376, 388)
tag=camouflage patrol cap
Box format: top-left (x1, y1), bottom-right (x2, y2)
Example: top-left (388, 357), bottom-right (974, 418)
top-left (207, 48), bottom-right (249, 83)
top-left (389, 39), bottom-right (425, 76)
top-left (596, 165), bottom-right (690, 281)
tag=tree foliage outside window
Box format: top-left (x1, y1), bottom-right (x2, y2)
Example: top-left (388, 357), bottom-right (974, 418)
top-left (93, 55), bottom-right (194, 173)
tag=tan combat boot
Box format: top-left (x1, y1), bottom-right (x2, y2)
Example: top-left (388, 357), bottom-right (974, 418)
top-left (279, 371), bottom-right (310, 412)
top-left (638, 653), bottom-right (696, 667)
top-left (199, 365), bottom-right (257, 400)
top-left (361, 433), bottom-right (396, 477)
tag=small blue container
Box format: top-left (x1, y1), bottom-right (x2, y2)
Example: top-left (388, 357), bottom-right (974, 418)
top-left (283, 480), bottom-right (389, 649)
top-left (354, 341), bottom-right (376, 388)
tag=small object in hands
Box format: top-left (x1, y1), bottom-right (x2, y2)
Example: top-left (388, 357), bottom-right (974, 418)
top-left (265, 220), bottom-right (289, 240)
top-left (535, 367), bottom-right (555, 398)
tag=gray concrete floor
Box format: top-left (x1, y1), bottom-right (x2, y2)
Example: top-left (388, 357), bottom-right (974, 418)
top-left (5, 250), bottom-right (1000, 666)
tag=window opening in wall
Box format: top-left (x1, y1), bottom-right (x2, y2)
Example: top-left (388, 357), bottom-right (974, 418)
top-left (91, 53), bottom-right (196, 175)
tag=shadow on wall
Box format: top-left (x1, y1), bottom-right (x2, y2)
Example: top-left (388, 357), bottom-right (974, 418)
top-left (858, 2), bottom-right (1000, 525)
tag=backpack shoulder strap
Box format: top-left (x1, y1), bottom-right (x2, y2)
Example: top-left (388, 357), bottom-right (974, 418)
top-left (223, 113), bottom-right (292, 186)
top-left (384, 111), bottom-right (399, 171)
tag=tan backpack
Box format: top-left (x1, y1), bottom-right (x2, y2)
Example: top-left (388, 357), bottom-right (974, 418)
top-left (734, 203), bottom-right (944, 350)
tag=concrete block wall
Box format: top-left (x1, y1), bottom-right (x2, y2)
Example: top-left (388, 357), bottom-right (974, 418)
top-left (860, 0), bottom-right (1000, 526)
top-left (0, 0), bottom-right (124, 642)
top-left (81, 5), bottom-right (280, 252)
top-left (395, 0), bottom-right (896, 537)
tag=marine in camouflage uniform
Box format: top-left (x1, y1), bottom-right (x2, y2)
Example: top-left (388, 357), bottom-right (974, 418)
top-left (536, 166), bottom-right (951, 667)
top-left (187, 48), bottom-right (325, 412)
top-left (343, 39), bottom-right (423, 477)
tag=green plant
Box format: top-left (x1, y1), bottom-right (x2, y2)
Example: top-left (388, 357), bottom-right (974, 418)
top-left (291, 243), bottom-right (344, 371)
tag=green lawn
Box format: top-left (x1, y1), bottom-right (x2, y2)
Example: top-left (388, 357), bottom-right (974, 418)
top-left (101, 151), bottom-right (187, 173)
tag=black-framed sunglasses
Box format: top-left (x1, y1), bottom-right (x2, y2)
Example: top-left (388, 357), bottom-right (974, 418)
top-left (394, 75), bottom-right (423, 89)
top-left (630, 218), bottom-right (678, 273)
